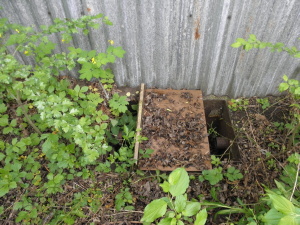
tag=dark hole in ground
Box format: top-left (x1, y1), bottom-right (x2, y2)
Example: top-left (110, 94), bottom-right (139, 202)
top-left (203, 100), bottom-right (240, 161)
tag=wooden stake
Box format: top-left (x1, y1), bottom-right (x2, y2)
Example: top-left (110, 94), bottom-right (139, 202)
top-left (134, 83), bottom-right (145, 164)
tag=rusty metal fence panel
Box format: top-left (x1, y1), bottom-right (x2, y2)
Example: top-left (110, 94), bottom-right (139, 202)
top-left (0, 0), bottom-right (299, 97)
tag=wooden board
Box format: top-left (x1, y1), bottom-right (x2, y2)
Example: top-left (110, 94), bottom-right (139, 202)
top-left (134, 85), bottom-right (211, 171)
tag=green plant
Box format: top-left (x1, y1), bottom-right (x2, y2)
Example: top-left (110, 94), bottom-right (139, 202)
top-left (231, 34), bottom-right (300, 58)
top-left (232, 35), bottom-right (300, 148)
top-left (0, 13), bottom-right (149, 223)
top-left (198, 155), bottom-right (243, 185)
top-left (262, 191), bottom-right (300, 225)
top-left (199, 167), bottom-right (223, 185)
top-left (208, 123), bottom-right (219, 138)
top-left (141, 168), bottom-right (208, 225)
top-left (205, 153), bottom-right (300, 224)
top-left (115, 187), bottom-right (134, 211)
top-left (278, 75), bottom-right (300, 148)
top-left (211, 155), bottom-right (221, 166)
top-left (224, 166), bottom-right (243, 182)
top-left (228, 98), bottom-right (249, 111)
top-left (154, 170), bottom-right (168, 183)
top-left (256, 98), bottom-right (270, 110)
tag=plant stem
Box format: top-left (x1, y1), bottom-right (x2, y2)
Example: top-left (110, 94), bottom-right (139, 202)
top-left (98, 79), bottom-right (109, 101)
top-left (287, 122), bottom-right (300, 150)
top-left (290, 161), bottom-right (300, 201)
top-left (15, 90), bottom-right (42, 135)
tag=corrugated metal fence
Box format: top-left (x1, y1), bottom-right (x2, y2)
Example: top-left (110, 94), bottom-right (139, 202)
top-left (1, 0), bottom-right (299, 97)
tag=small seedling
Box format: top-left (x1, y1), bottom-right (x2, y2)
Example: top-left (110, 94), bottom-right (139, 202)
top-left (114, 188), bottom-right (134, 211)
top-left (256, 98), bottom-right (270, 110)
top-left (199, 167), bottom-right (223, 185)
top-left (224, 166), bottom-right (243, 182)
top-left (228, 98), bottom-right (249, 111)
top-left (211, 155), bottom-right (221, 166)
top-left (141, 168), bottom-right (208, 225)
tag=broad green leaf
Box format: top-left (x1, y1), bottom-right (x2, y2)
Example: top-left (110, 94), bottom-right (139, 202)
top-left (278, 83), bottom-right (289, 92)
top-left (269, 194), bottom-right (295, 214)
top-left (294, 52), bottom-right (300, 58)
top-left (244, 43), bottom-right (253, 51)
top-left (111, 119), bottom-right (118, 127)
top-left (294, 87), bottom-right (300, 95)
top-left (168, 168), bottom-right (189, 197)
top-left (157, 218), bottom-right (172, 225)
top-left (282, 75), bottom-right (289, 82)
top-left (231, 42), bottom-right (242, 48)
top-left (174, 194), bottom-right (187, 213)
top-left (182, 201), bottom-right (201, 216)
top-left (81, 86), bottom-right (89, 92)
top-left (0, 186), bottom-right (9, 197)
top-left (195, 208), bottom-right (208, 225)
top-left (0, 115), bottom-right (9, 126)
top-left (236, 38), bottom-right (246, 44)
top-left (279, 215), bottom-right (300, 225)
top-left (259, 43), bottom-right (267, 48)
top-left (249, 34), bottom-right (257, 41)
top-left (288, 79), bottom-right (299, 86)
top-left (47, 173), bottom-right (54, 180)
top-left (141, 199), bottom-right (167, 222)
top-left (263, 208), bottom-right (284, 225)
top-left (113, 46), bottom-right (126, 58)
top-left (176, 220), bottom-right (184, 225)
top-left (160, 181), bottom-right (170, 193)
top-left (0, 153), bottom-right (4, 160)
top-left (0, 103), bottom-right (7, 113)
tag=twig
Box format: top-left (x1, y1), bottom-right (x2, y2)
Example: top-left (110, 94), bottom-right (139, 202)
top-left (42, 212), bottom-right (54, 225)
top-left (290, 161), bottom-right (300, 201)
top-left (287, 122), bottom-right (300, 150)
top-left (244, 110), bottom-right (260, 150)
top-left (15, 90), bottom-right (42, 135)
top-left (98, 79), bottom-right (110, 101)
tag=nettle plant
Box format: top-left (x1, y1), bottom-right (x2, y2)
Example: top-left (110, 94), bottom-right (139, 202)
top-left (141, 168), bottom-right (208, 225)
top-left (0, 14), bottom-right (139, 200)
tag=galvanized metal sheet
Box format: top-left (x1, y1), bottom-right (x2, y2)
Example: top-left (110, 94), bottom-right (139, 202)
top-left (0, 0), bottom-right (299, 97)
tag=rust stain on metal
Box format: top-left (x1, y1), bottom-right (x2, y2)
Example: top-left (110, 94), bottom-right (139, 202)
top-left (194, 18), bottom-right (201, 40)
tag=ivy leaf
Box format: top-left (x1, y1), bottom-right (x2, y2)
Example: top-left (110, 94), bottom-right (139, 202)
top-left (140, 199), bottom-right (167, 223)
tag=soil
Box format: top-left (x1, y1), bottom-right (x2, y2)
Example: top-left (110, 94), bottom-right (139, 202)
top-left (138, 89), bottom-right (211, 171)
top-left (1, 76), bottom-right (299, 224)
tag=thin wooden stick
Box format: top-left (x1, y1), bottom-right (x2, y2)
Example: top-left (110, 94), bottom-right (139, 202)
top-left (134, 83), bottom-right (145, 164)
